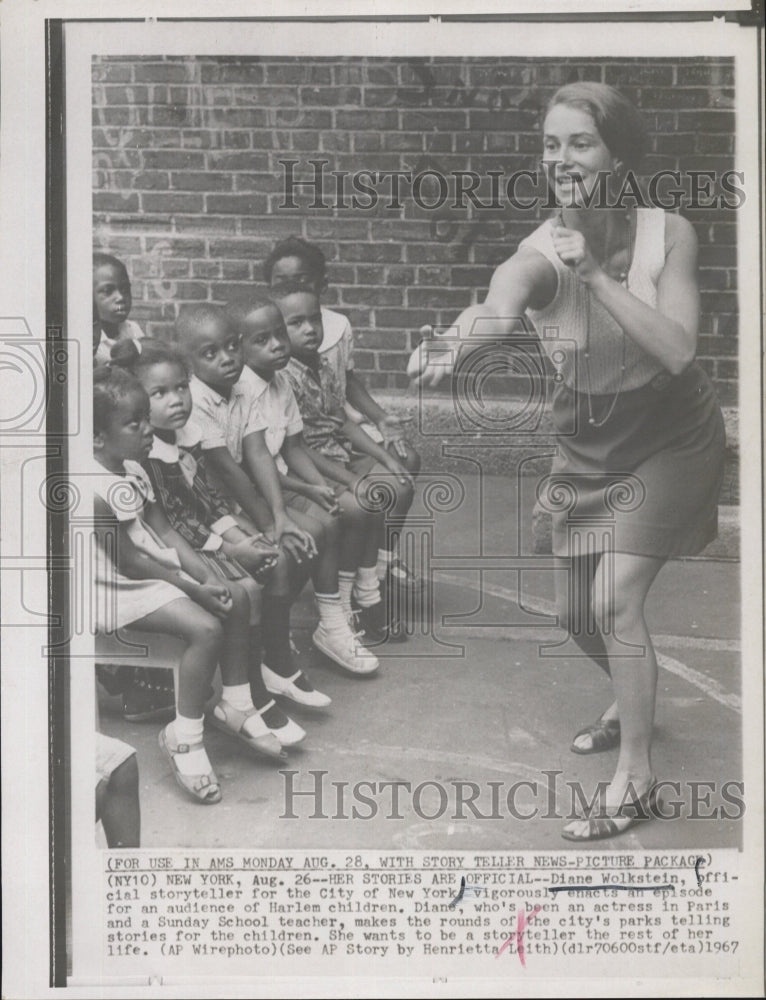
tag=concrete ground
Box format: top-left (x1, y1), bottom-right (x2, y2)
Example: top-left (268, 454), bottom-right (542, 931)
top-left (98, 472), bottom-right (741, 852)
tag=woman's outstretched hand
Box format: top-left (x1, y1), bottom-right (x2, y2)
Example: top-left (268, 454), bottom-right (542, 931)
top-left (407, 324), bottom-right (454, 389)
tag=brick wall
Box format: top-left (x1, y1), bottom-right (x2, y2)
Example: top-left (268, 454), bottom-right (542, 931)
top-left (92, 56), bottom-right (738, 405)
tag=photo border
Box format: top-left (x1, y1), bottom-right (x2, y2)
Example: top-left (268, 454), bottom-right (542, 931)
top-left (17, 2), bottom-right (765, 993)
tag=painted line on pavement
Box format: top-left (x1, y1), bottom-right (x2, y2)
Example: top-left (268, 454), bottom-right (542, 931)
top-left (434, 572), bottom-right (741, 714)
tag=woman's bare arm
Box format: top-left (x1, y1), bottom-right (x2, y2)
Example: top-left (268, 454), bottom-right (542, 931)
top-left (408, 249), bottom-right (556, 388)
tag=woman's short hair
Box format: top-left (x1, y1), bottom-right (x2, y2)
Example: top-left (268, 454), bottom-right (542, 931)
top-left (547, 82), bottom-right (649, 172)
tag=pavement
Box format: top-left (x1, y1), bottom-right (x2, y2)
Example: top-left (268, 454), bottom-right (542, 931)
top-left (98, 471), bottom-right (741, 852)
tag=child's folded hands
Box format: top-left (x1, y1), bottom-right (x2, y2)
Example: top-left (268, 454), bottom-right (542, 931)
top-left (272, 513), bottom-right (318, 564)
top-left (232, 534), bottom-right (279, 559)
top-left (195, 581), bottom-right (233, 619)
top-left (304, 483), bottom-right (340, 515)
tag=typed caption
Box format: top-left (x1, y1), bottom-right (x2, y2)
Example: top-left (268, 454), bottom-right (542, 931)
top-left (98, 849), bottom-right (742, 980)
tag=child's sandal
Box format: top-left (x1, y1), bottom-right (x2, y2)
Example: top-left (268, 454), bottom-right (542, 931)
top-left (209, 699), bottom-right (286, 760)
top-left (159, 724), bottom-right (222, 804)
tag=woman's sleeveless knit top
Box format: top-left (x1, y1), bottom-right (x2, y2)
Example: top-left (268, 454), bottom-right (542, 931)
top-left (518, 208), bottom-right (668, 395)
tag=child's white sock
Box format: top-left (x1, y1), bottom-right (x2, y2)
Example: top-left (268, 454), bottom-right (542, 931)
top-left (353, 566), bottom-right (382, 608)
top-left (172, 712), bottom-right (205, 745)
top-left (376, 548), bottom-right (393, 581)
top-left (338, 571), bottom-right (356, 616)
top-left (315, 591), bottom-right (349, 635)
top-left (169, 713), bottom-right (208, 776)
top-left (221, 683), bottom-right (254, 713)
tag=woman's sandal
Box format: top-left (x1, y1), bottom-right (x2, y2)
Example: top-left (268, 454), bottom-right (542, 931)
top-left (209, 699), bottom-right (286, 761)
top-left (570, 715), bottom-right (621, 755)
top-left (561, 781), bottom-right (659, 842)
top-left (158, 724), bottom-right (222, 805)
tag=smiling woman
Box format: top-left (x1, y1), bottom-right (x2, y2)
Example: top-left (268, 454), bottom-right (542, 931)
top-left (408, 81), bottom-right (726, 844)
top-left (542, 81), bottom-right (649, 210)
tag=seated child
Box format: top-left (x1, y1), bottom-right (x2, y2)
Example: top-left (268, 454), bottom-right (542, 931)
top-left (264, 236), bottom-right (422, 592)
top-left (273, 288), bottom-right (421, 624)
top-left (174, 303), bottom-right (379, 676)
top-left (229, 297), bottom-right (405, 645)
top-left (92, 366), bottom-right (293, 805)
top-left (111, 336), bottom-right (330, 712)
top-left (96, 732), bottom-right (140, 848)
top-left (93, 252), bottom-right (145, 367)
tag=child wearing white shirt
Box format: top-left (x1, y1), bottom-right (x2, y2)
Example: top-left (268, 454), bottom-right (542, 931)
top-left (93, 252), bottom-right (145, 367)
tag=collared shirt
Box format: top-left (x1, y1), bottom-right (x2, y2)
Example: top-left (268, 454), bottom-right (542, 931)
top-left (283, 355), bottom-right (352, 465)
top-left (247, 368), bottom-right (304, 475)
top-left (143, 430), bottom-right (238, 552)
top-left (188, 367), bottom-right (267, 466)
top-left (93, 319), bottom-right (145, 366)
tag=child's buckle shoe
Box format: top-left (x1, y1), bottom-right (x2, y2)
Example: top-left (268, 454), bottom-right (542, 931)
top-left (210, 699), bottom-right (286, 759)
top-left (261, 664), bottom-right (332, 708)
top-left (158, 724), bottom-right (222, 805)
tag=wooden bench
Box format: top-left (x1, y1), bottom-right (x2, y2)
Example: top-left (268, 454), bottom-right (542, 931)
top-left (96, 629), bottom-right (183, 686)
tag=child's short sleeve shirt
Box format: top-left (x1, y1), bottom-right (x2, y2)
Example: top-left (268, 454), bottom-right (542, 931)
top-left (317, 306), bottom-right (385, 444)
top-left (188, 368), bottom-right (267, 465)
top-left (319, 307), bottom-right (354, 396)
top-left (94, 319), bottom-right (145, 367)
top-left (248, 369), bottom-right (304, 475)
top-left (283, 356), bottom-right (352, 464)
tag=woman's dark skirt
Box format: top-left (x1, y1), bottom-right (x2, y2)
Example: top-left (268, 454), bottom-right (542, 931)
top-left (545, 362), bottom-right (727, 558)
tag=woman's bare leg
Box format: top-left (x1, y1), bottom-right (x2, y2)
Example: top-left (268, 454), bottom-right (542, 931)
top-left (566, 552), bottom-right (665, 830)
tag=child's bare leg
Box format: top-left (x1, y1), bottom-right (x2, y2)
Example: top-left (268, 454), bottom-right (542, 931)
top-left (287, 504), bottom-right (339, 594)
top-left (202, 578), bottom-right (295, 753)
top-left (132, 598), bottom-right (222, 718)
top-left (219, 583), bottom-right (249, 688)
top-left (332, 485), bottom-right (403, 641)
top-left (365, 458), bottom-right (415, 541)
top-left (334, 490), bottom-right (378, 573)
top-left (390, 441), bottom-right (421, 476)
top-left (96, 757), bottom-right (140, 848)
top-left (129, 599), bottom-right (224, 800)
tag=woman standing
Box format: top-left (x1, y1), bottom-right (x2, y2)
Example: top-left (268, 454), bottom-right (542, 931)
top-left (408, 82), bottom-right (726, 840)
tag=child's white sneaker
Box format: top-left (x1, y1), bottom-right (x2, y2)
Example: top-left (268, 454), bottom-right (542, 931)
top-left (312, 624), bottom-right (380, 675)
